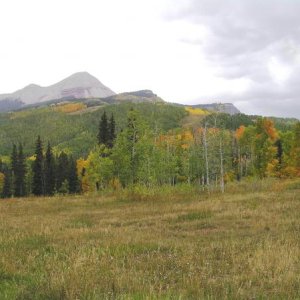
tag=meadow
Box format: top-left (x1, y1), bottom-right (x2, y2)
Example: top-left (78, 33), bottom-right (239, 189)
top-left (0, 179), bottom-right (300, 299)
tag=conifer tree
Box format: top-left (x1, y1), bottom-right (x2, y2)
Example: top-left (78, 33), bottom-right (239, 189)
top-left (2, 170), bottom-right (12, 198)
top-left (44, 142), bottom-right (56, 195)
top-left (108, 113), bottom-right (116, 148)
top-left (56, 151), bottom-right (69, 192)
top-left (68, 156), bottom-right (79, 194)
top-left (97, 111), bottom-right (109, 145)
top-left (15, 143), bottom-right (26, 197)
top-left (10, 144), bottom-right (18, 196)
top-left (32, 136), bottom-right (44, 196)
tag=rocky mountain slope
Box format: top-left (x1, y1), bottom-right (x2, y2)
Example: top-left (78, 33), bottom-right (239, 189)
top-left (0, 72), bottom-right (115, 109)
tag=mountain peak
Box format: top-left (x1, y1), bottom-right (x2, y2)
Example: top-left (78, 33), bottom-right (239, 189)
top-left (23, 83), bottom-right (41, 90)
top-left (0, 72), bottom-right (115, 105)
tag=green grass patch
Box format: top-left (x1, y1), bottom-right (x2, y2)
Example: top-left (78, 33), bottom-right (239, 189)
top-left (177, 210), bottom-right (213, 222)
top-left (68, 214), bottom-right (95, 228)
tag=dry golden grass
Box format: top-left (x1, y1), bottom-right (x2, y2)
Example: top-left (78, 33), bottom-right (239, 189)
top-left (0, 179), bottom-right (300, 299)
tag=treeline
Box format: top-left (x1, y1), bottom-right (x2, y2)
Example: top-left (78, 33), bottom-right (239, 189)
top-left (79, 110), bottom-right (300, 192)
top-left (1, 137), bottom-right (79, 198)
top-left (0, 108), bottom-right (300, 198)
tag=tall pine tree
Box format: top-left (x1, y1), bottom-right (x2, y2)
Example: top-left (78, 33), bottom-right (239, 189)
top-left (98, 111), bottom-right (109, 146)
top-left (68, 156), bottom-right (79, 194)
top-left (108, 113), bottom-right (116, 148)
top-left (32, 136), bottom-right (44, 196)
top-left (10, 144), bottom-right (18, 196)
top-left (56, 151), bottom-right (69, 192)
top-left (2, 169), bottom-right (12, 198)
top-left (15, 143), bottom-right (26, 197)
top-left (44, 142), bottom-right (56, 196)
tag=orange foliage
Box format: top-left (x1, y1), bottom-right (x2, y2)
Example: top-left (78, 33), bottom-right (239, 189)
top-left (235, 126), bottom-right (245, 140)
top-left (53, 103), bottom-right (87, 113)
top-left (157, 130), bottom-right (194, 150)
top-left (263, 119), bottom-right (278, 141)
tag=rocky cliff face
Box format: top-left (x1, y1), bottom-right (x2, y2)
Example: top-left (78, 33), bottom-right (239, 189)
top-left (0, 72), bottom-right (115, 105)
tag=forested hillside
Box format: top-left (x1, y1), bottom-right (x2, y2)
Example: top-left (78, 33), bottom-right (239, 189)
top-left (0, 101), bottom-right (187, 157)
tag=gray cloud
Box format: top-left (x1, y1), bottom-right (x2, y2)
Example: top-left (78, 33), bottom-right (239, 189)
top-left (166, 0), bottom-right (300, 118)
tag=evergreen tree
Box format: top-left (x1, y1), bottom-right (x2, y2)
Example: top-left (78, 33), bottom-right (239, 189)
top-left (97, 111), bottom-right (109, 146)
top-left (56, 151), bottom-right (69, 192)
top-left (15, 143), bottom-right (26, 197)
top-left (10, 144), bottom-right (18, 196)
top-left (32, 136), bottom-right (44, 196)
top-left (108, 113), bottom-right (116, 148)
top-left (44, 142), bottom-right (56, 195)
top-left (68, 156), bottom-right (79, 194)
top-left (2, 170), bottom-right (12, 198)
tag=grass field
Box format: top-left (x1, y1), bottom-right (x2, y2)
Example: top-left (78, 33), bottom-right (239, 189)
top-left (0, 179), bottom-right (300, 299)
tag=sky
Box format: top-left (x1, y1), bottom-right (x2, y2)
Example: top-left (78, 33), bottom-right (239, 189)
top-left (0, 0), bottom-right (300, 118)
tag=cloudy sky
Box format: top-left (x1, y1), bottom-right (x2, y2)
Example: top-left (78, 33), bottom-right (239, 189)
top-left (0, 0), bottom-right (300, 118)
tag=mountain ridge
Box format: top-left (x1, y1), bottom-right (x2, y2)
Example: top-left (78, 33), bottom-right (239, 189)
top-left (0, 72), bottom-right (115, 108)
top-left (0, 72), bottom-right (242, 115)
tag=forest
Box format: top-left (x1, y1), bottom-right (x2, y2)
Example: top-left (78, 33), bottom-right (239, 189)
top-left (0, 101), bottom-right (299, 198)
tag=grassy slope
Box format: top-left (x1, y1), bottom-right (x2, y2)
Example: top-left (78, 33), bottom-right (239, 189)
top-left (0, 179), bottom-right (300, 299)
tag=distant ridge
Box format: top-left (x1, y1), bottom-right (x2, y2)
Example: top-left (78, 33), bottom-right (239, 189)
top-left (191, 103), bottom-right (241, 115)
top-left (103, 90), bottom-right (164, 103)
top-left (0, 72), bottom-right (240, 115)
top-left (0, 72), bottom-right (115, 109)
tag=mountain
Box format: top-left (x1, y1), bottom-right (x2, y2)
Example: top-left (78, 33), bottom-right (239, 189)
top-left (103, 90), bottom-right (164, 103)
top-left (0, 99), bottom-right (24, 112)
top-left (191, 103), bottom-right (241, 115)
top-left (0, 72), bottom-right (241, 115)
top-left (0, 72), bottom-right (115, 108)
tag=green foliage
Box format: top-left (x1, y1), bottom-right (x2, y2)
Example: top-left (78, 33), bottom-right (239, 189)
top-left (15, 143), bottom-right (26, 197)
top-left (32, 136), bottom-right (44, 196)
top-left (203, 113), bottom-right (254, 130)
top-left (2, 170), bottom-right (11, 198)
top-left (44, 143), bottom-right (56, 196)
top-left (56, 152), bottom-right (69, 192)
top-left (0, 102), bottom-right (186, 157)
top-left (68, 157), bottom-right (79, 194)
top-left (59, 179), bottom-right (69, 195)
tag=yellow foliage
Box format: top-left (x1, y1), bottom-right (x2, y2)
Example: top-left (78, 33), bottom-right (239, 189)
top-left (224, 171), bottom-right (235, 183)
top-left (185, 107), bottom-right (210, 116)
top-left (109, 178), bottom-right (122, 190)
top-left (266, 159), bottom-right (279, 177)
top-left (181, 130), bottom-right (193, 141)
top-left (77, 158), bottom-right (90, 192)
top-left (28, 155), bottom-right (36, 162)
top-left (53, 103), bottom-right (87, 113)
